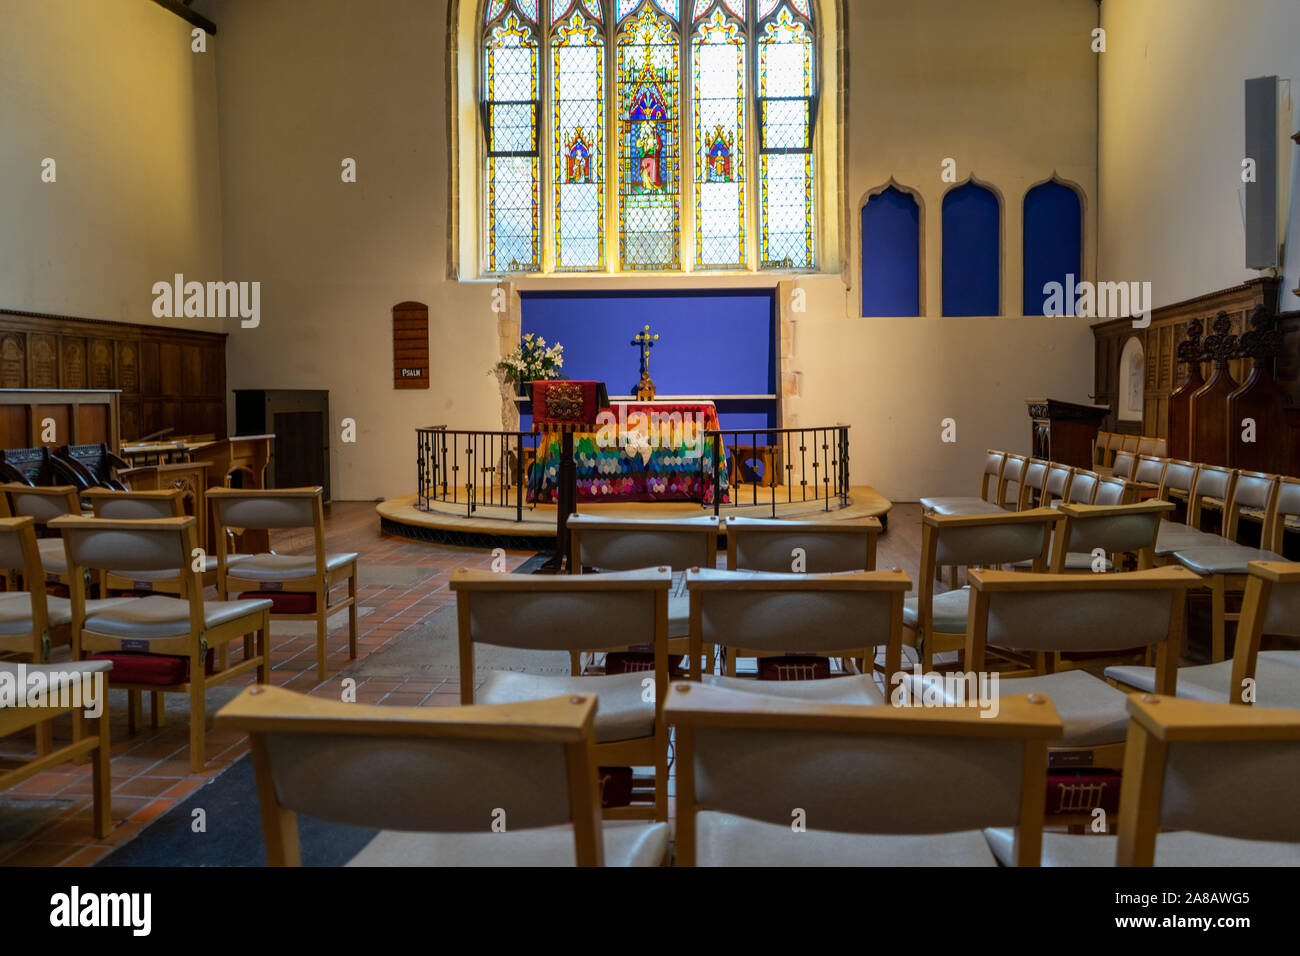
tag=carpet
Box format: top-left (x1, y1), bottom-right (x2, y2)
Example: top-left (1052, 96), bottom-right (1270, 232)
top-left (96, 754), bottom-right (375, 867)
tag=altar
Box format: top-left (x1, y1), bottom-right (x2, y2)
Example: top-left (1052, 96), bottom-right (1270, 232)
top-left (528, 400), bottom-right (730, 504)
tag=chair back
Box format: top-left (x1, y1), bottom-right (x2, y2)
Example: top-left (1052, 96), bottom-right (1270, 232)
top-left (922, 509), bottom-right (1060, 571)
top-left (1136, 437), bottom-right (1159, 457)
top-left (725, 516), bottom-right (879, 573)
top-left (979, 450), bottom-right (1008, 501)
top-left (84, 488), bottom-right (186, 520)
top-left (216, 686), bottom-right (605, 866)
top-left (1119, 434), bottom-right (1140, 454)
top-left (1093, 477), bottom-right (1132, 506)
top-left (1229, 561), bottom-right (1300, 705)
top-left (1156, 459), bottom-right (1199, 508)
top-left (2, 484), bottom-right (80, 524)
top-left (49, 515), bottom-right (196, 575)
top-left (208, 487), bottom-right (322, 531)
top-left (1093, 431), bottom-right (1113, 468)
top-left (685, 568), bottom-right (907, 667)
top-left (1116, 694), bottom-right (1300, 864)
top-left (1152, 438), bottom-right (1168, 457)
top-left (1051, 500), bottom-right (1175, 572)
top-left (1064, 470), bottom-right (1099, 505)
top-left (1017, 459), bottom-right (1049, 509)
top-left (1110, 449), bottom-right (1139, 480)
top-left (1132, 455), bottom-right (1167, 488)
top-left (665, 683), bottom-right (1062, 866)
top-left (1264, 477), bottom-right (1300, 553)
top-left (0, 516), bottom-right (51, 658)
top-left (964, 567), bottom-right (1199, 691)
top-left (568, 514), bottom-right (717, 573)
top-left (998, 454), bottom-right (1028, 508)
top-left (1187, 465), bottom-right (1237, 530)
top-left (1222, 470), bottom-right (1279, 543)
top-left (1043, 464), bottom-right (1073, 506)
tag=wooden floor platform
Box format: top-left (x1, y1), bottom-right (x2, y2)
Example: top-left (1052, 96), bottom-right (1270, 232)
top-left (377, 485), bottom-right (893, 547)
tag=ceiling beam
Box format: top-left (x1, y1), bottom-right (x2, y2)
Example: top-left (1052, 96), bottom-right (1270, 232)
top-left (149, 0), bottom-right (216, 35)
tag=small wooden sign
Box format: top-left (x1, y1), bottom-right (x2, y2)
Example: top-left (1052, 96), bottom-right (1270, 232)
top-left (392, 301), bottom-right (429, 389)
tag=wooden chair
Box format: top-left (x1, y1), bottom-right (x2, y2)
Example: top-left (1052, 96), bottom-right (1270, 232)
top-left (1, 660), bottom-right (113, 838)
top-left (665, 681), bottom-right (1061, 866)
top-left (957, 567), bottom-right (1199, 782)
top-left (685, 567), bottom-right (907, 686)
top-left (919, 449), bottom-right (1008, 516)
top-left (997, 453), bottom-right (1029, 510)
top-left (987, 694), bottom-right (1300, 866)
top-left (1016, 459), bottom-right (1049, 510)
top-left (84, 488), bottom-right (219, 597)
top-left (724, 515), bottom-right (880, 573)
top-left (1093, 476), bottom-right (1137, 506)
top-left (0, 516), bottom-right (70, 665)
top-left (1049, 500), bottom-right (1175, 574)
top-left (451, 567), bottom-right (672, 821)
top-left (904, 509), bottom-right (1062, 673)
top-left (1154, 462), bottom-right (1229, 558)
top-left (215, 685), bottom-right (669, 866)
top-left (1106, 560), bottom-right (1300, 707)
top-left (1041, 463), bottom-right (1074, 508)
top-left (1106, 449), bottom-right (1140, 481)
top-left (1, 483), bottom-right (82, 588)
top-left (1136, 436), bottom-right (1160, 457)
top-left (53, 443), bottom-right (129, 492)
top-left (1167, 470), bottom-right (1282, 661)
top-left (729, 444), bottom-right (781, 487)
top-left (1130, 455), bottom-right (1168, 499)
top-left (52, 514), bottom-right (272, 770)
top-left (1093, 431), bottom-right (1115, 469)
top-left (1154, 458), bottom-right (1199, 507)
top-left (1060, 469), bottom-right (1100, 506)
top-left (1118, 434), bottom-right (1140, 455)
top-left (567, 513), bottom-right (719, 676)
top-left (0, 446), bottom-right (82, 487)
top-left (208, 487), bottom-right (358, 682)
top-left (1260, 475), bottom-right (1300, 554)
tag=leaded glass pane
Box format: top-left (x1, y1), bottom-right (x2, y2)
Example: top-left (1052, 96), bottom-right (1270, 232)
top-left (693, 9), bottom-right (745, 269)
top-left (515, 0), bottom-right (539, 22)
top-left (617, 9), bottom-right (680, 270)
top-left (485, 14), bottom-right (540, 271)
top-left (553, 11), bottom-right (605, 270)
top-left (758, 8), bottom-right (814, 268)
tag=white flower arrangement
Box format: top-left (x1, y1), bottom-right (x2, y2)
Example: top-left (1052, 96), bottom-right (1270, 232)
top-left (494, 332), bottom-right (565, 386)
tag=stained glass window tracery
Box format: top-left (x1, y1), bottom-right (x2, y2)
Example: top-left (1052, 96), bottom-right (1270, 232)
top-left (480, 0), bottom-right (818, 274)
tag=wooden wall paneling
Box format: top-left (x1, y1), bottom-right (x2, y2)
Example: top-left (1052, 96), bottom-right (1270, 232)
top-left (1167, 319), bottom-right (1205, 460)
top-left (34, 404), bottom-right (71, 447)
top-left (0, 405), bottom-right (27, 448)
top-left (76, 402), bottom-right (110, 445)
top-left (27, 333), bottom-right (58, 388)
top-left (116, 339), bottom-right (140, 393)
top-left (392, 301), bottom-right (430, 389)
top-left (1190, 313), bottom-right (1240, 466)
top-left (60, 336), bottom-right (87, 389)
top-left (139, 340), bottom-right (161, 396)
top-left (1228, 306), bottom-right (1288, 473)
top-left (0, 334), bottom-right (24, 388)
top-left (87, 338), bottom-right (115, 388)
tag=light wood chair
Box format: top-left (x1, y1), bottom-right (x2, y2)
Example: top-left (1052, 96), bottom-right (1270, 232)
top-left (1153, 462), bottom-right (1228, 559)
top-left (1049, 500), bottom-right (1175, 574)
top-left (919, 449), bottom-right (1008, 516)
top-left (1106, 560), bottom-right (1300, 707)
top-left (1093, 431), bottom-right (1115, 469)
top-left (956, 567), bottom-right (1199, 779)
top-left (1118, 434), bottom-right (1140, 455)
top-left (0, 516), bottom-right (69, 665)
top-left (1060, 469), bottom-right (1100, 506)
top-left (1016, 459), bottom-right (1050, 510)
top-left (1260, 475), bottom-right (1300, 554)
top-left (215, 685), bottom-right (669, 866)
top-left (1093, 476), bottom-right (1137, 506)
top-left (1107, 449), bottom-right (1140, 482)
top-left (685, 567), bottom-right (907, 686)
top-left (567, 513), bottom-right (719, 676)
top-left (987, 693), bottom-right (1300, 866)
top-left (1042, 463), bottom-right (1074, 508)
top-left (724, 515), bottom-right (880, 573)
top-left (208, 487), bottom-right (358, 682)
top-left (1136, 436), bottom-right (1160, 457)
top-left (1, 483), bottom-right (82, 588)
top-left (665, 681), bottom-right (1062, 866)
top-left (52, 514), bottom-right (272, 770)
top-left (451, 567), bottom-right (672, 821)
top-left (1, 660), bottom-right (113, 838)
top-left (84, 488), bottom-right (220, 597)
top-left (1130, 455), bottom-right (1168, 499)
top-left (997, 453), bottom-right (1029, 510)
top-left (904, 509), bottom-right (1062, 673)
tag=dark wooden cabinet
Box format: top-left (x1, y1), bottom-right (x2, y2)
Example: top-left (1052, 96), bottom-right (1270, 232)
top-left (0, 310), bottom-right (227, 443)
top-left (1026, 398), bottom-right (1110, 468)
top-left (234, 389), bottom-right (331, 501)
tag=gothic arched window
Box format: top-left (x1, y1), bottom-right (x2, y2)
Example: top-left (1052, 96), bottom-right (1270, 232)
top-left (480, 0), bottom-right (819, 274)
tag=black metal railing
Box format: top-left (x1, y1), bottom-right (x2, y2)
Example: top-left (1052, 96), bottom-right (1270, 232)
top-left (705, 425), bottom-right (851, 516)
top-left (416, 426), bottom-right (541, 521)
top-left (416, 423), bottom-right (851, 521)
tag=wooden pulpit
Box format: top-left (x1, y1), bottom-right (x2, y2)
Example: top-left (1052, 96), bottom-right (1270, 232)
top-left (531, 380), bottom-right (610, 570)
top-left (1026, 398), bottom-right (1110, 468)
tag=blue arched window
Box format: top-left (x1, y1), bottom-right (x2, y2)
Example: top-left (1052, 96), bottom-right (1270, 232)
top-left (941, 181), bottom-right (999, 317)
top-left (1022, 179), bottom-right (1082, 316)
top-left (859, 185), bottom-right (920, 317)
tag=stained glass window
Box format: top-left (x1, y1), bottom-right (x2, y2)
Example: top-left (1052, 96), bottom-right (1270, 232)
top-left (484, 8), bottom-right (541, 272)
top-left (553, 10), bottom-right (605, 270)
top-left (617, 7), bottom-right (680, 270)
top-left (692, 6), bottom-right (745, 269)
top-left (757, 5), bottom-right (814, 269)
top-left (480, 1), bottom-right (818, 274)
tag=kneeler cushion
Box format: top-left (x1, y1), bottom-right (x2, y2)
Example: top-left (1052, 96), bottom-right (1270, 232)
top-left (758, 656), bottom-right (832, 681)
top-left (604, 651), bottom-right (687, 679)
top-left (88, 648), bottom-right (216, 686)
top-left (238, 590), bottom-right (317, 614)
top-left (598, 767), bottom-right (633, 808)
top-left (1046, 770), bottom-right (1121, 816)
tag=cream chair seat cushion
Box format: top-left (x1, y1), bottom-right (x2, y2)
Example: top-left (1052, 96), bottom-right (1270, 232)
top-left (918, 497), bottom-right (1003, 516)
top-left (1171, 545), bottom-right (1286, 576)
top-left (346, 820), bottom-right (669, 867)
top-left (477, 671), bottom-right (653, 743)
top-left (983, 827), bottom-right (1300, 867)
top-left (1105, 653), bottom-right (1300, 707)
top-left (0, 594), bottom-right (136, 637)
top-left (225, 551), bottom-right (359, 581)
top-left (695, 812), bottom-right (997, 866)
top-left (701, 673), bottom-right (886, 705)
top-left (36, 537), bottom-right (67, 575)
top-left (916, 669), bottom-right (1128, 748)
top-left (84, 595), bottom-right (273, 640)
top-left (903, 588), bottom-right (970, 634)
top-left (1154, 524), bottom-right (1219, 555)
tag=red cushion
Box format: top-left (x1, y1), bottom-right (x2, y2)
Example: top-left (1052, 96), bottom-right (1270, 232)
top-left (758, 656), bottom-right (831, 681)
top-left (238, 590), bottom-right (317, 614)
top-left (88, 648), bottom-right (216, 686)
top-left (597, 767), bottom-right (632, 808)
top-left (603, 651), bottom-right (687, 679)
top-left (1046, 770), bottom-right (1121, 816)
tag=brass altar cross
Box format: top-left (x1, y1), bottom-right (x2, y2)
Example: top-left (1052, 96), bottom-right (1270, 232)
top-left (631, 324), bottom-right (659, 401)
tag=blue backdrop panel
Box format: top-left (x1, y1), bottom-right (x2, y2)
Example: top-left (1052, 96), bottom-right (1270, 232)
top-left (1022, 181), bottom-right (1082, 316)
top-left (519, 290), bottom-right (776, 431)
top-left (942, 182), bottom-right (1000, 316)
top-left (860, 186), bottom-right (921, 317)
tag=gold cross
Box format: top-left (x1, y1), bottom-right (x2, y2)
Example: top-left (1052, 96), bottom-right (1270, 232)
top-left (631, 324), bottom-right (659, 377)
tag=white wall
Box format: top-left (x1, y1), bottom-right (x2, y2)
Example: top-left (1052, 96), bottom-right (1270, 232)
top-left (1099, 0), bottom-right (1300, 310)
top-left (206, 0), bottom-right (1100, 501)
top-left (0, 0), bottom-right (222, 323)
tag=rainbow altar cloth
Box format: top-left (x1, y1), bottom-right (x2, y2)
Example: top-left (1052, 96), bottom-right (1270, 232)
top-left (529, 401), bottom-right (730, 504)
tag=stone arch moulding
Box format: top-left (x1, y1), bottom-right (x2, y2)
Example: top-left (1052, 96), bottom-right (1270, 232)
top-left (1117, 333), bottom-right (1146, 423)
top-left (940, 173), bottom-right (1005, 318)
top-left (855, 177), bottom-right (926, 317)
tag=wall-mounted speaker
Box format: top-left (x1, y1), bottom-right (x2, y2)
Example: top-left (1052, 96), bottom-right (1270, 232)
top-left (1245, 75), bottom-right (1279, 269)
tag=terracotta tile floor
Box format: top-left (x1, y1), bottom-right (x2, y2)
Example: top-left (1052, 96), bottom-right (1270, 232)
top-left (0, 502), bottom-right (536, 866)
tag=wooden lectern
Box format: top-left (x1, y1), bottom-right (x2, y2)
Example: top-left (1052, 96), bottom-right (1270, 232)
top-left (1026, 398), bottom-right (1110, 468)
top-left (531, 380), bottom-right (610, 570)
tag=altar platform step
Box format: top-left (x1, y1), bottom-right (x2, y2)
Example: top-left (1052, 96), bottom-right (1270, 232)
top-left (376, 486), bottom-right (893, 549)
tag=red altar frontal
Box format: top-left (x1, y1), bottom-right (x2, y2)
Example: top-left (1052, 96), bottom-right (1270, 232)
top-left (529, 398), bottom-right (730, 504)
